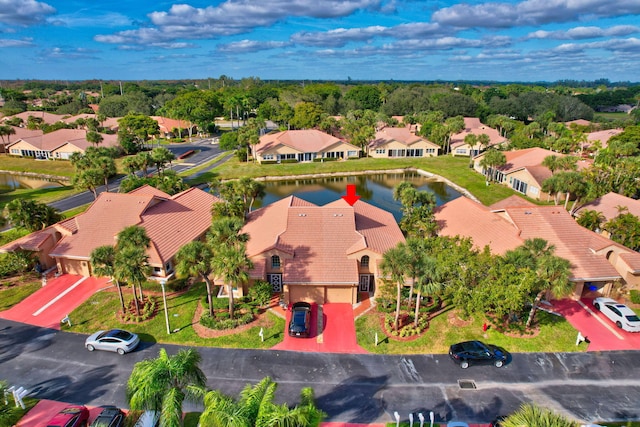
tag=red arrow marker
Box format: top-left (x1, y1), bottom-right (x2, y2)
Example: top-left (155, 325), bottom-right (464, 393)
top-left (342, 184), bottom-right (361, 206)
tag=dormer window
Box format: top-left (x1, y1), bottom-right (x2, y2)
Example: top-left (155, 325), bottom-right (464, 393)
top-left (271, 255), bottom-right (281, 268)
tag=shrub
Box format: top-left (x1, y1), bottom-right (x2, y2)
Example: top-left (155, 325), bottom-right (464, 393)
top-left (167, 277), bottom-right (189, 292)
top-left (630, 289), bottom-right (640, 304)
top-left (248, 280), bottom-right (273, 307)
top-left (0, 251), bottom-right (35, 278)
top-left (199, 311), bottom-right (254, 330)
top-left (121, 297), bottom-right (157, 323)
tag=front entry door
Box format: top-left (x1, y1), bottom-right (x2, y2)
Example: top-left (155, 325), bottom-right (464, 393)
top-left (359, 275), bottom-right (371, 292)
top-left (268, 274), bottom-right (282, 292)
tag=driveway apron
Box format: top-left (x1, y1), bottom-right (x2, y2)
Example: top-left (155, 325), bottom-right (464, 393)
top-left (272, 303), bottom-right (367, 354)
top-left (0, 274), bottom-right (109, 329)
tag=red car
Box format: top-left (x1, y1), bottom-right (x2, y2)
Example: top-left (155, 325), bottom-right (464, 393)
top-left (46, 405), bottom-right (90, 427)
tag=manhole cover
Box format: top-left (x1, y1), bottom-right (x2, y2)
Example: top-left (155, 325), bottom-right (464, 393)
top-left (458, 380), bottom-right (476, 389)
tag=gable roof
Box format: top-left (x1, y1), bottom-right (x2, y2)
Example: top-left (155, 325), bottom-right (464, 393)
top-left (8, 111), bottom-right (65, 124)
top-left (7, 128), bottom-right (99, 152)
top-left (489, 195), bottom-right (537, 210)
top-left (450, 117), bottom-right (505, 150)
top-left (151, 116), bottom-right (195, 133)
top-left (243, 196), bottom-right (404, 284)
top-left (255, 129), bottom-right (356, 155)
top-left (586, 128), bottom-right (623, 149)
top-left (435, 197), bottom-right (640, 281)
top-left (369, 127), bottom-right (437, 149)
top-left (575, 192), bottom-right (640, 222)
top-left (46, 186), bottom-right (218, 265)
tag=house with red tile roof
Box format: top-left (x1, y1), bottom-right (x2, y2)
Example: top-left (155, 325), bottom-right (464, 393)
top-left (585, 128), bottom-right (623, 150)
top-left (0, 185), bottom-right (219, 279)
top-left (5, 111), bottom-right (66, 125)
top-left (151, 116), bottom-right (196, 138)
top-left (368, 126), bottom-right (440, 158)
top-left (472, 147), bottom-right (587, 201)
top-left (6, 129), bottom-right (118, 159)
top-left (574, 192), bottom-right (640, 239)
top-left (241, 195), bottom-right (405, 304)
top-left (450, 118), bottom-right (506, 157)
top-left (254, 129), bottom-right (361, 164)
top-left (435, 196), bottom-right (640, 297)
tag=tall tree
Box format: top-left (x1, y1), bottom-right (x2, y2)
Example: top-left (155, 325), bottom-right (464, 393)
top-left (90, 245), bottom-right (125, 313)
top-left (4, 199), bottom-right (62, 231)
top-left (127, 348), bottom-right (207, 427)
top-left (175, 241), bottom-right (216, 317)
top-left (381, 242), bottom-right (410, 331)
top-left (393, 182), bottom-right (437, 238)
top-left (478, 149), bottom-right (507, 183)
top-left (200, 376), bottom-right (325, 427)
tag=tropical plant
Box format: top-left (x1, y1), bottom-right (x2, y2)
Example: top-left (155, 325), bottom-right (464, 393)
top-left (501, 403), bottom-right (579, 427)
top-left (199, 376), bottom-right (325, 427)
top-left (576, 209), bottom-right (605, 232)
top-left (90, 245), bottom-right (125, 313)
top-left (211, 243), bottom-right (253, 320)
top-left (380, 242), bottom-right (410, 330)
top-left (478, 149), bottom-right (507, 183)
top-left (175, 241), bottom-right (216, 317)
top-left (3, 199), bottom-right (62, 232)
top-left (392, 182), bottom-right (437, 238)
top-left (127, 348), bottom-right (207, 427)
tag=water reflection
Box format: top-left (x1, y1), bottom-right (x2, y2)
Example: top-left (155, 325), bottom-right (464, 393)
top-left (256, 172), bottom-right (462, 222)
top-left (0, 172), bottom-right (65, 190)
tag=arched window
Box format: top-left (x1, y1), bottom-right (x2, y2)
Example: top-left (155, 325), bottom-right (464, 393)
top-left (271, 255), bottom-right (281, 268)
top-left (361, 255), bottom-right (369, 267)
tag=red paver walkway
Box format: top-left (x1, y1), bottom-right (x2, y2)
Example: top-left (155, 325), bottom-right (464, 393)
top-left (271, 302), bottom-right (367, 354)
top-left (550, 298), bottom-right (640, 351)
top-left (0, 274), bottom-right (109, 329)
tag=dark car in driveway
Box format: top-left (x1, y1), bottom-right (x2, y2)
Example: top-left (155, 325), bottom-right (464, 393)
top-left (449, 340), bottom-right (507, 369)
top-left (46, 405), bottom-right (89, 427)
top-left (90, 406), bottom-right (125, 427)
top-left (288, 302), bottom-right (311, 337)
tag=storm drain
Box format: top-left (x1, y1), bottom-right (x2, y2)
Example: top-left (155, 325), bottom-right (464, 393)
top-left (458, 379), bottom-right (477, 390)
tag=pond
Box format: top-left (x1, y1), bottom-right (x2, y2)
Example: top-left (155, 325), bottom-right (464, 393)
top-left (0, 171), bottom-right (65, 190)
top-left (254, 171), bottom-right (463, 222)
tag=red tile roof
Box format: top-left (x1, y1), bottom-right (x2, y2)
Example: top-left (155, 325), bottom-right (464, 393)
top-left (489, 195), bottom-right (537, 210)
top-left (436, 197), bottom-right (640, 281)
top-left (575, 192), bottom-right (640, 222)
top-left (450, 117), bottom-right (505, 150)
top-left (586, 128), bottom-right (623, 149)
top-left (47, 186), bottom-right (218, 266)
top-left (243, 196), bottom-right (404, 284)
top-left (9, 111), bottom-right (65, 124)
top-left (255, 129), bottom-right (356, 155)
top-left (8, 128), bottom-right (115, 152)
top-left (369, 126), bottom-right (430, 149)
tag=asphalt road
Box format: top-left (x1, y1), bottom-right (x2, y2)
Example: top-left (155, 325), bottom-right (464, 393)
top-left (49, 139), bottom-right (228, 212)
top-left (1, 318), bottom-right (639, 424)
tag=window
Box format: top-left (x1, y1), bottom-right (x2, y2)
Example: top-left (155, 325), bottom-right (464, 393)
top-left (375, 148), bottom-right (386, 154)
top-left (511, 178), bottom-right (528, 194)
top-left (263, 154), bottom-right (274, 160)
top-left (347, 150), bottom-right (358, 158)
top-left (361, 255), bottom-right (369, 267)
top-left (456, 148), bottom-right (467, 154)
top-left (271, 255), bottom-right (281, 268)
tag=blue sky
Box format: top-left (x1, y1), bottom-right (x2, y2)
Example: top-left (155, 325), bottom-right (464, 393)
top-left (1, 0), bottom-right (640, 82)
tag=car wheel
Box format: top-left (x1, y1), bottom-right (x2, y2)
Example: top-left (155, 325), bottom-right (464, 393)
top-left (616, 321), bottom-right (623, 329)
top-left (460, 361), bottom-right (469, 369)
top-left (117, 348), bottom-right (126, 355)
top-left (494, 360), bottom-right (504, 368)
top-left (86, 344), bottom-right (95, 352)
top-left (594, 302), bottom-right (600, 311)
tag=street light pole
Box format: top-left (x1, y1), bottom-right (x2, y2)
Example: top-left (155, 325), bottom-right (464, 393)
top-left (160, 280), bottom-right (171, 335)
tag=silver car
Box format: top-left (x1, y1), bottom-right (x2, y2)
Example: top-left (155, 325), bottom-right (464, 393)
top-left (85, 329), bottom-right (140, 355)
top-left (593, 297), bottom-right (640, 332)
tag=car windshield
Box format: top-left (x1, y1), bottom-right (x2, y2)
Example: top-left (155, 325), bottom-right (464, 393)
top-left (625, 315), bottom-right (640, 322)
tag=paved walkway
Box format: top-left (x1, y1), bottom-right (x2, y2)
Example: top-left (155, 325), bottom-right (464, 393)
top-left (550, 298), bottom-right (640, 351)
top-left (0, 274), bottom-right (109, 329)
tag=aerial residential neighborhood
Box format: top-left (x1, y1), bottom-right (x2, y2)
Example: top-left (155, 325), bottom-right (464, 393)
top-left (1, 2), bottom-right (640, 426)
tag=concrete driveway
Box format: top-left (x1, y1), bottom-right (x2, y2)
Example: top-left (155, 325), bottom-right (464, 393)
top-left (551, 298), bottom-right (640, 351)
top-left (0, 274), bottom-right (109, 329)
top-left (271, 303), bottom-right (367, 354)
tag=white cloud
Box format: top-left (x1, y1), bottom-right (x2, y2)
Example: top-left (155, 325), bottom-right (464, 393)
top-left (432, 0), bottom-right (640, 29)
top-left (291, 26), bottom-right (388, 47)
top-left (38, 46), bottom-right (100, 61)
top-left (0, 37), bottom-right (33, 47)
top-left (48, 12), bottom-right (132, 28)
top-left (0, 0), bottom-right (55, 26)
top-left (96, 0), bottom-right (386, 46)
top-left (526, 25), bottom-right (640, 40)
top-left (216, 39), bottom-right (290, 52)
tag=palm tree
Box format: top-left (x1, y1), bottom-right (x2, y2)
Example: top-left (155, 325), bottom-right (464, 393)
top-left (0, 124), bottom-right (16, 152)
top-left (502, 403), bottom-right (578, 427)
top-left (412, 254), bottom-right (442, 327)
top-left (381, 242), bottom-right (410, 331)
top-left (211, 243), bottom-right (253, 320)
top-left (199, 376), bottom-right (325, 427)
top-left (117, 225), bottom-right (151, 300)
top-left (90, 245), bottom-right (126, 313)
top-left (127, 348), bottom-right (207, 427)
top-left (175, 241), bottom-right (216, 317)
top-left (114, 246), bottom-right (150, 317)
top-left (208, 217), bottom-right (248, 249)
top-left (479, 149), bottom-right (506, 183)
top-left (151, 146), bottom-right (176, 175)
top-left (576, 209), bottom-right (605, 232)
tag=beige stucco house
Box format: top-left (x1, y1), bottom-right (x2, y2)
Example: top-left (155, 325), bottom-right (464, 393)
top-left (435, 196), bottom-right (640, 297)
top-left (7, 128), bottom-right (118, 159)
top-left (240, 195), bottom-right (405, 304)
top-left (450, 117), bottom-right (506, 157)
top-left (368, 126), bottom-right (440, 158)
top-left (254, 129), bottom-right (360, 164)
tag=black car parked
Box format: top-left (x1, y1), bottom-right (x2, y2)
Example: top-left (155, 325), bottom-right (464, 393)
top-left (288, 302), bottom-right (311, 337)
top-left (448, 340), bottom-right (507, 369)
top-left (90, 406), bottom-right (125, 427)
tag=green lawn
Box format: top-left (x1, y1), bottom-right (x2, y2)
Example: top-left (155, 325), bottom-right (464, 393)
top-left (63, 282), bottom-right (286, 349)
top-left (356, 308), bottom-right (583, 354)
top-left (0, 274), bottom-right (41, 311)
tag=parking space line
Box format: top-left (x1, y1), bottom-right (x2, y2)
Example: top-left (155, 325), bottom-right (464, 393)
top-left (576, 299), bottom-right (625, 340)
top-left (32, 277), bottom-right (88, 316)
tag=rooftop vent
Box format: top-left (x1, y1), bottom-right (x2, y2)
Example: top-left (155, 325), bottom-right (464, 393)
top-left (298, 213), bottom-right (306, 217)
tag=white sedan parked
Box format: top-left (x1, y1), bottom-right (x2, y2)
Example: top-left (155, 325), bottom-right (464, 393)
top-left (593, 297), bottom-right (640, 332)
